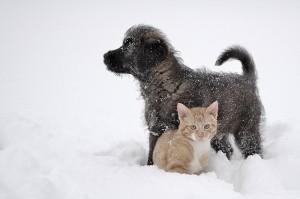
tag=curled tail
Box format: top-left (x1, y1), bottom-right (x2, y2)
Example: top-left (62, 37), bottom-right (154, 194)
top-left (215, 45), bottom-right (257, 85)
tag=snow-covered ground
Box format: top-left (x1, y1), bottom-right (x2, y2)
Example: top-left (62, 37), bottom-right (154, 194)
top-left (1, 1), bottom-right (300, 198)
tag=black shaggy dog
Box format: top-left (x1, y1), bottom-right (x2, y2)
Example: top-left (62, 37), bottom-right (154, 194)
top-left (104, 25), bottom-right (264, 165)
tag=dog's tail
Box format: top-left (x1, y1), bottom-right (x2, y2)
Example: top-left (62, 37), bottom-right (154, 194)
top-left (215, 45), bottom-right (257, 85)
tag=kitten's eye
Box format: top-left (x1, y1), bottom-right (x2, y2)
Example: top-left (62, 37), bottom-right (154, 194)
top-left (204, 124), bottom-right (210, 129)
top-left (124, 38), bottom-right (133, 45)
top-left (190, 125), bottom-right (196, 130)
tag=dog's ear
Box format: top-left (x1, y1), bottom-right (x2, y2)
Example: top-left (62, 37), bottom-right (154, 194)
top-left (140, 36), bottom-right (169, 66)
top-left (144, 37), bottom-right (168, 58)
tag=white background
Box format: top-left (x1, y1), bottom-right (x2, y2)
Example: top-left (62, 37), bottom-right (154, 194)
top-left (1, 1), bottom-right (300, 198)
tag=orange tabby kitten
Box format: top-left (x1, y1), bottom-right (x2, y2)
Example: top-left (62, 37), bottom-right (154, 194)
top-left (153, 101), bottom-right (218, 174)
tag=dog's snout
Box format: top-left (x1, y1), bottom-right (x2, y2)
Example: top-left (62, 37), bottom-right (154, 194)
top-left (104, 48), bottom-right (123, 62)
top-left (104, 51), bottom-right (112, 60)
top-left (103, 51), bottom-right (112, 66)
top-left (103, 48), bottom-right (129, 74)
top-left (104, 50), bottom-right (115, 66)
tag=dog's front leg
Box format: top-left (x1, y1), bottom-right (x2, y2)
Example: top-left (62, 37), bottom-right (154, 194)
top-left (211, 133), bottom-right (233, 159)
top-left (148, 132), bottom-right (160, 165)
top-left (147, 119), bottom-right (169, 165)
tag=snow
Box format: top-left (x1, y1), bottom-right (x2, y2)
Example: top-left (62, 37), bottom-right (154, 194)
top-left (1, 0), bottom-right (300, 199)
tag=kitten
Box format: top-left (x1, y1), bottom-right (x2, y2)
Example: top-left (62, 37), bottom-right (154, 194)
top-left (153, 101), bottom-right (218, 174)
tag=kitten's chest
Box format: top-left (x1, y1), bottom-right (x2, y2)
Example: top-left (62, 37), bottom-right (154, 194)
top-left (188, 140), bottom-right (211, 174)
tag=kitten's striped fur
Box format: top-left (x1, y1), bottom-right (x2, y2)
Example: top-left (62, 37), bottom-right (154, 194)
top-left (153, 101), bottom-right (218, 174)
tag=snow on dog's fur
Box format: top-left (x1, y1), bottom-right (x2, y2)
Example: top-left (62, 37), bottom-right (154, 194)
top-left (104, 24), bottom-right (264, 165)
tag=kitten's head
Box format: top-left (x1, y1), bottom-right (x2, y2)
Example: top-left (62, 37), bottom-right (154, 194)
top-left (177, 101), bottom-right (218, 142)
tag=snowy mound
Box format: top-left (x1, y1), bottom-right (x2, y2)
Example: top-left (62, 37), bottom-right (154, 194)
top-left (0, 114), bottom-right (300, 199)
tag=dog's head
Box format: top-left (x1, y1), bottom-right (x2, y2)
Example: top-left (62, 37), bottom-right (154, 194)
top-left (104, 25), bottom-right (170, 80)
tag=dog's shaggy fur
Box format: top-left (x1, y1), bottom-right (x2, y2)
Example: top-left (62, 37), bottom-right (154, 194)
top-left (104, 25), bottom-right (264, 165)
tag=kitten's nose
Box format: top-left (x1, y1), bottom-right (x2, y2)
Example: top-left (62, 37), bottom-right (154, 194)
top-left (198, 132), bottom-right (204, 138)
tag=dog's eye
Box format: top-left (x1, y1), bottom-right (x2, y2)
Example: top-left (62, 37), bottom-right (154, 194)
top-left (124, 38), bottom-right (133, 46)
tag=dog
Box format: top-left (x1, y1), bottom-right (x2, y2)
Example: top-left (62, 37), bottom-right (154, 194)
top-left (104, 25), bottom-right (264, 165)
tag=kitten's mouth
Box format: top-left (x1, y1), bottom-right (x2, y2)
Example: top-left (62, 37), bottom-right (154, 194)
top-left (196, 134), bottom-right (213, 142)
top-left (198, 137), bottom-right (210, 141)
top-left (196, 133), bottom-right (206, 141)
top-left (187, 134), bottom-right (207, 142)
top-left (187, 133), bottom-right (214, 142)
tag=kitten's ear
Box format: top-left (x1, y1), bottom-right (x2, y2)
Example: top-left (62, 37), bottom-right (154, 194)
top-left (206, 101), bottom-right (218, 119)
top-left (177, 103), bottom-right (191, 121)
